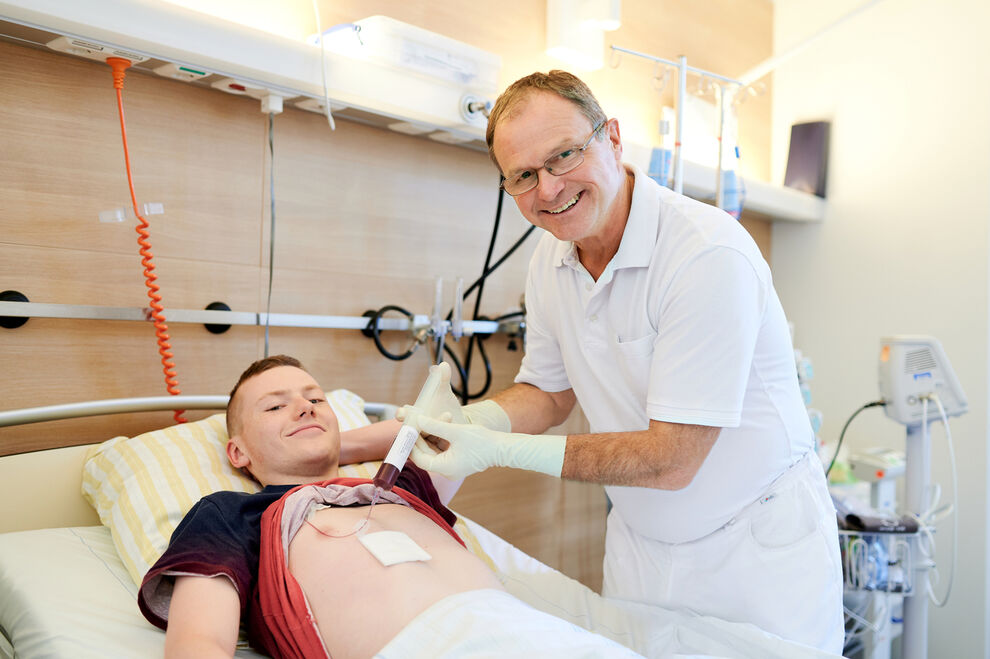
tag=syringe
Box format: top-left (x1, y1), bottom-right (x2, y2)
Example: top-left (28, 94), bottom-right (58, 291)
top-left (372, 362), bottom-right (465, 493)
top-left (309, 364), bottom-right (463, 539)
top-left (373, 424), bottom-right (419, 492)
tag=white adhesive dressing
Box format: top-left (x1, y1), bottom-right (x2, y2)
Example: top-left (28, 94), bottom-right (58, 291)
top-left (358, 531), bottom-right (432, 567)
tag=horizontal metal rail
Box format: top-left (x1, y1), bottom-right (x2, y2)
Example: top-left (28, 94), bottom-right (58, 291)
top-left (0, 395), bottom-right (396, 427)
top-left (0, 301), bottom-right (500, 335)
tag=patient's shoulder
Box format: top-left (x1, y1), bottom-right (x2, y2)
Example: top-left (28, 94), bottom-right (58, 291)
top-left (179, 486), bottom-right (292, 534)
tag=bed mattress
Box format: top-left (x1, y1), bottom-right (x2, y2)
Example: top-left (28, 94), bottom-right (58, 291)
top-left (0, 520), bottom-right (837, 659)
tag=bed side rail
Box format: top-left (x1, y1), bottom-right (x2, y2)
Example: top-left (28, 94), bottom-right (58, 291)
top-left (0, 397), bottom-right (396, 427)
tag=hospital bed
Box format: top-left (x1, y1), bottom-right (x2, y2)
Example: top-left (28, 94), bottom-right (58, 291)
top-left (0, 393), bottom-right (838, 659)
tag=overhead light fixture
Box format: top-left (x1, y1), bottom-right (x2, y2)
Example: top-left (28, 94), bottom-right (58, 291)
top-left (546, 0), bottom-right (621, 71)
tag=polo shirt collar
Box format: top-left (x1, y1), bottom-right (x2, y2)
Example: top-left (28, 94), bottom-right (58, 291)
top-left (612, 163), bottom-right (659, 270)
top-left (551, 162), bottom-right (659, 272)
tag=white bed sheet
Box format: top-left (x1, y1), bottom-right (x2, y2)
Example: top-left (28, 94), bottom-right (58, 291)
top-left (0, 522), bottom-right (838, 659)
top-left (471, 520), bottom-right (838, 659)
top-left (0, 526), bottom-right (263, 659)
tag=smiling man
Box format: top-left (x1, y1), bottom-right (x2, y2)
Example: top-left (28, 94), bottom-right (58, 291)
top-left (138, 355), bottom-right (643, 658)
top-left (407, 70), bottom-right (844, 653)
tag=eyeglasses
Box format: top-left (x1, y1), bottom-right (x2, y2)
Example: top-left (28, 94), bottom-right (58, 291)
top-left (500, 120), bottom-right (607, 196)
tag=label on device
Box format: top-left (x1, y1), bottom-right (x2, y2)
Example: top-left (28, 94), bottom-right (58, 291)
top-left (358, 531), bottom-right (432, 567)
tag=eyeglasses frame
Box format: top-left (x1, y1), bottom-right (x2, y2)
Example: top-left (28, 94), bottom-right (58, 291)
top-left (499, 119), bottom-right (608, 197)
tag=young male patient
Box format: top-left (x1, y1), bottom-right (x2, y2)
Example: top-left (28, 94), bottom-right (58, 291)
top-left (137, 355), bottom-right (641, 659)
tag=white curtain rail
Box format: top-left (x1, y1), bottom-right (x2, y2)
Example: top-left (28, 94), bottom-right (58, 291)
top-left (0, 395), bottom-right (397, 427)
top-left (0, 301), bottom-right (500, 335)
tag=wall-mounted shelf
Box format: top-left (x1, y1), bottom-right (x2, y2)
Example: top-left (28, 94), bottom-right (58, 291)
top-left (681, 160), bottom-right (826, 223)
top-left (625, 142), bottom-right (826, 223)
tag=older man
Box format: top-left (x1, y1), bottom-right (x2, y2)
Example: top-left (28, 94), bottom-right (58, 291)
top-left (409, 70), bottom-right (843, 653)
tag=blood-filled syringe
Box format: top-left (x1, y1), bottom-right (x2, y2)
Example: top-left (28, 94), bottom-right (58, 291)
top-left (373, 362), bottom-right (465, 492)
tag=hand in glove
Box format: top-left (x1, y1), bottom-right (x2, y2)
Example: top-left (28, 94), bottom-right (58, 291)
top-left (406, 413), bottom-right (566, 481)
top-left (397, 394), bottom-right (511, 434)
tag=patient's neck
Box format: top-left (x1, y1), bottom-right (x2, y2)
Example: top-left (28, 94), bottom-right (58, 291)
top-left (261, 465), bottom-right (340, 488)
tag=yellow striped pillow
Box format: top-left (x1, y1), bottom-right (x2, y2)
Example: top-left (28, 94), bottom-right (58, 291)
top-left (82, 389), bottom-right (376, 585)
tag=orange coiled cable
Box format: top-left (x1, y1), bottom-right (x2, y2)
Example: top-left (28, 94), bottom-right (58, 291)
top-left (107, 57), bottom-right (186, 424)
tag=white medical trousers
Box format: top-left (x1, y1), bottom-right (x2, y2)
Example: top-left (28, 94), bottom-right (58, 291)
top-left (603, 452), bottom-right (844, 654)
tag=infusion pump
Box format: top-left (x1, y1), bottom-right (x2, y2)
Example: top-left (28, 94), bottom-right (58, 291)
top-left (878, 335), bottom-right (967, 426)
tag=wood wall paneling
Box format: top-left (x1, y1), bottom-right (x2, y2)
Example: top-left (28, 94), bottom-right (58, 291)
top-left (1, 0), bottom-right (773, 590)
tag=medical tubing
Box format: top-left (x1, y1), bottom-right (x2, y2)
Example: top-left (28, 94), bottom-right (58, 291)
top-left (456, 224), bottom-right (538, 304)
top-left (493, 310), bottom-right (525, 322)
top-left (441, 334), bottom-right (491, 401)
top-left (305, 499), bottom-right (375, 538)
top-left (442, 343), bottom-right (469, 392)
top-left (458, 188), bottom-right (504, 403)
top-left (309, 1), bottom-right (336, 131)
top-left (443, 196), bottom-right (536, 401)
top-left (367, 305), bottom-right (418, 361)
top-left (107, 57), bottom-right (186, 424)
top-left (466, 322), bottom-right (493, 398)
top-left (919, 393), bottom-right (957, 607)
top-left (448, 222), bottom-right (535, 399)
top-left (824, 400), bottom-right (885, 477)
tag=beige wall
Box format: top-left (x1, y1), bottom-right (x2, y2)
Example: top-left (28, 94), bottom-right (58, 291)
top-left (0, 0), bottom-right (773, 589)
top-left (770, 0), bottom-right (990, 655)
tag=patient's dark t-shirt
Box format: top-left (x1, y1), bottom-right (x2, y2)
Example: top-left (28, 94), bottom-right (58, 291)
top-left (137, 462), bottom-right (453, 638)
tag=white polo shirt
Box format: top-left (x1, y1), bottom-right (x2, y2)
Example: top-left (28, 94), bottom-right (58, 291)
top-left (516, 164), bottom-right (814, 544)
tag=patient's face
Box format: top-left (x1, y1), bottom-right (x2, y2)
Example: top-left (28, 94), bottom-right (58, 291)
top-left (228, 366), bottom-right (341, 486)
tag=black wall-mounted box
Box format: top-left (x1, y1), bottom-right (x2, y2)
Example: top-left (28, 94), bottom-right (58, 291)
top-left (784, 121), bottom-right (830, 198)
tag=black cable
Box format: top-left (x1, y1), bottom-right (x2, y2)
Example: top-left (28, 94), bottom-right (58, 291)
top-left (471, 330), bottom-right (493, 398)
top-left (457, 187), bottom-right (505, 404)
top-left (825, 400), bottom-right (886, 477)
top-left (493, 310), bottom-right (525, 322)
top-left (367, 305), bottom-right (418, 361)
top-left (453, 321), bottom-right (494, 401)
top-left (443, 220), bottom-right (537, 402)
top-left (442, 343), bottom-right (468, 392)
top-left (453, 226), bottom-right (535, 401)
top-left (459, 225), bottom-right (538, 304)
top-left (444, 333), bottom-right (492, 403)
top-left (364, 184), bottom-right (535, 383)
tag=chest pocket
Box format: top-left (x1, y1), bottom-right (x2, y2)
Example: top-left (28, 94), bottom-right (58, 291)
top-left (613, 333), bottom-right (655, 396)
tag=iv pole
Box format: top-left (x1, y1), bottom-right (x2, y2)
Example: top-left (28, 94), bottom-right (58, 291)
top-left (903, 420), bottom-right (931, 659)
top-left (609, 0), bottom-right (885, 207)
top-left (608, 47), bottom-right (741, 203)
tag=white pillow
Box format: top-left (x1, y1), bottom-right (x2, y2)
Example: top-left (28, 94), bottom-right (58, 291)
top-left (82, 389), bottom-right (375, 585)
